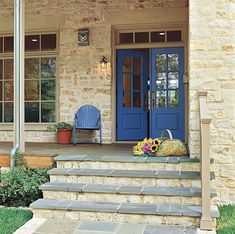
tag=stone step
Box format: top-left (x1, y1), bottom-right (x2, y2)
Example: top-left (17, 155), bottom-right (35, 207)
top-left (30, 199), bottom-right (219, 227)
top-left (55, 155), bottom-right (203, 171)
top-left (48, 168), bottom-right (215, 187)
top-left (40, 182), bottom-right (216, 205)
top-left (26, 218), bottom-right (199, 234)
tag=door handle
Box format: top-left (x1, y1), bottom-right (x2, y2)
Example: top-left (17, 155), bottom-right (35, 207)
top-left (144, 91), bottom-right (149, 112)
top-left (152, 91), bottom-right (156, 110)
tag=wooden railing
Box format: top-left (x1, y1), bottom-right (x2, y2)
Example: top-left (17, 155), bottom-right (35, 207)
top-left (198, 91), bottom-right (213, 230)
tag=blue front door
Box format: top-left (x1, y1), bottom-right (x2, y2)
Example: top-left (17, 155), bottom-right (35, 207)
top-left (116, 50), bottom-right (148, 140)
top-left (150, 48), bottom-right (185, 140)
top-left (116, 48), bottom-right (185, 141)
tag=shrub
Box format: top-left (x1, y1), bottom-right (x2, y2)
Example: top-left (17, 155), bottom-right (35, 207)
top-left (0, 167), bottom-right (49, 207)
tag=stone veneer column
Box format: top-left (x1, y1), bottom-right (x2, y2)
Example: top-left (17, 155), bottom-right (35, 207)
top-left (189, 0), bottom-right (235, 204)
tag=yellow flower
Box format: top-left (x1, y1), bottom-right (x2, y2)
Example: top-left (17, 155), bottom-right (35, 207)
top-left (143, 138), bottom-right (148, 144)
top-left (148, 138), bottom-right (153, 144)
top-left (154, 138), bottom-right (161, 146)
top-left (133, 145), bottom-right (144, 156)
top-left (151, 144), bottom-right (158, 153)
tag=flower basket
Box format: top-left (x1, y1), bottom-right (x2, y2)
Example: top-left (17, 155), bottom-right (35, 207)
top-left (57, 129), bottom-right (72, 144)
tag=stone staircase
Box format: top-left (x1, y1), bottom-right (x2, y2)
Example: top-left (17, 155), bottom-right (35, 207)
top-left (30, 155), bottom-right (219, 230)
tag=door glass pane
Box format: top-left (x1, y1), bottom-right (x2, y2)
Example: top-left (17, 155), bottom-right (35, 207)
top-left (25, 80), bottom-right (39, 100)
top-left (119, 33), bottom-right (133, 44)
top-left (156, 54), bottom-right (166, 72)
top-left (41, 34), bottom-right (56, 50)
top-left (41, 80), bottom-right (56, 100)
top-left (4, 59), bottom-right (13, 79)
top-left (41, 57), bottom-right (56, 78)
top-left (25, 58), bottom-right (40, 79)
top-left (4, 81), bottom-right (13, 101)
top-left (123, 92), bottom-right (131, 107)
top-left (168, 72), bottom-right (179, 89)
top-left (25, 35), bottom-right (40, 51)
top-left (122, 74), bottom-right (131, 90)
top-left (4, 102), bottom-right (13, 122)
top-left (0, 60), bottom-right (2, 79)
top-left (0, 37), bottom-right (3, 53)
top-left (41, 102), bottom-right (55, 122)
top-left (168, 54), bottom-right (178, 71)
top-left (133, 92), bottom-right (141, 108)
top-left (133, 74), bottom-right (141, 90)
top-left (25, 102), bottom-right (39, 122)
top-left (133, 57), bottom-right (141, 74)
top-left (156, 73), bottom-right (167, 89)
top-left (0, 81), bottom-right (2, 101)
top-left (135, 32), bottom-right (149, 43)
top-left (4, 37), bottom-right (14, 52)
top-left (156, 91), bottom-right (166, 107)
top-left (168, 90), bottom-right (179, 107)
top-left (0, 103), bottom-right (2, 122)
top-left (123, 57), bottom-right (131, 72)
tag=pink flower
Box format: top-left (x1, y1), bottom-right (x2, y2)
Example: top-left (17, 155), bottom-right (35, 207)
top-left (143, 143), bottom-right (152, 155)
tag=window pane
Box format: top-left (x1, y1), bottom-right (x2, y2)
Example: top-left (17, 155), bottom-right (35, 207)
top-left (4, 59), bottom-right (13, 79)
top-left (133, 74), bottom-right (141, 90)
top-left (167, 31), bottom-right (181, 42)
top-left (133, 57), bottom-right (141, 74)
top-left (133, 92), bottom-right (141, 107)
top-left (41, 102), bottom-right (55, 122)
top-left (135, 32), bottom-right (149, 43)
top-left (123, 74), bottom-right (131, 90)
top-left (151, 32), bottom-right (165, 42)
top-left (168, 90), bottom-right (179, 107)
top-left (156, 91), bottom-right (166, 107)
top-left (168, 72), bottom-right (179, 89)
top-left (25, 35), bottom-right (40, 51)
top-left (156, 73), bottom-right (167, 89)
top-left (25, 102), bottom-right (39, 122)
top-left (4, 81), bottom-right (13, 101)
top-left (4, 37), bottom-right (14, 52)
top-left (156, 54), bottom-right (166, 72)
top-left (119, 33), bottom-right (133, 44)
top-left (168, 54), bottom-right (178, 71)
top-left (25, 80), bottom-right (39, 100)
top-left (0, 103), bottom-right (2, 122)
top-left (41, 57), bottom-right (56, 78)
top-left (123, 92), bottom-right (131, 107)
top-left (41, 34), bottom-right (56, 50)
top-left (25, 58), bottom-right (39, 79)
top-left (0, 37), bottom-right (3, 53)
top-left (4, 102), bottom-right (13, 122)
top-left (123, 57), bottom-right (131, 72)
top-left (0, 60), bottom-right (2, 79)
top-left (0, 81), bottom-right (2, 101)
top-left (41, 80), bottom-right (56, 100)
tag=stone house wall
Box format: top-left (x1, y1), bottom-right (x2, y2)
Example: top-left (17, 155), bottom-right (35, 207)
top-left (189, 0), bottom-right (235, 203)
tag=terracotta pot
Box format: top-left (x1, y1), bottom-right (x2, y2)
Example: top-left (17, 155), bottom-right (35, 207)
top-left (57, 129), bottom-right (72, 144)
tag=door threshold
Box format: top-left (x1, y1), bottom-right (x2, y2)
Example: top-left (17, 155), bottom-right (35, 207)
top-left (114, 141), bottom-right (138, 144)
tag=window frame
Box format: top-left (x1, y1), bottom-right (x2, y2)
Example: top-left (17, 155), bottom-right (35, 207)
top-left (0, 32), bottom-right (59, 129)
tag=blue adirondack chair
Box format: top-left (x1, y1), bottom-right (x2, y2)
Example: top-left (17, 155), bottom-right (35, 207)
top-left (72, 105), bottom-right (102, 145)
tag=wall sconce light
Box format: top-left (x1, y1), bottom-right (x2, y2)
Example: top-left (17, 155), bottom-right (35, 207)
top-left (100, 56), bottom-right (107, 69)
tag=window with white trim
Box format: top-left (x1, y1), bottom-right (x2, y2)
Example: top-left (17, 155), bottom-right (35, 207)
top-left (0, 33), bottom-right (57, 123)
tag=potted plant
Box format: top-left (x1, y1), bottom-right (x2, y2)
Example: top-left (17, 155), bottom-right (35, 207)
top-left (46, 122), bottom-right (73, 144)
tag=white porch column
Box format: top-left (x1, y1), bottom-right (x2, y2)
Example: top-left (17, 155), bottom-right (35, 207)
top-left (13, 0), bottom-right (25, 153)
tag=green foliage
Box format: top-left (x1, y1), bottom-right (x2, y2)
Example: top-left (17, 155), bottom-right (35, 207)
top-left (0, 167), bottom-right (49, 207)
top-left (217, 205), bottom-right (235, 234)
top-left (14, 152), bottom-right (27, 167)
top-left (46, 121), bottom-right (73, 132)
top-left (0, 208), bottom-right (33, 234)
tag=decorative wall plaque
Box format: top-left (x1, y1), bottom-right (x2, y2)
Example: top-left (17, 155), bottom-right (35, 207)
top-left (78, 28), bottom-right (89, 46)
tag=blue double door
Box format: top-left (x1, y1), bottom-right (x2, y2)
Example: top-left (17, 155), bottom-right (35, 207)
top-left (116, 48), bottom-right (185, 141)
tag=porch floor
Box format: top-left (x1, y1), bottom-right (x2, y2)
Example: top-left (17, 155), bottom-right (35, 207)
top-left (0, 142), bottom-right (133, 157)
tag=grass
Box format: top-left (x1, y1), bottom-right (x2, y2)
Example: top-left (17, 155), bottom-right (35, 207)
top-left (217, 205), bottom-right (235, 234)
top-left (0, 207), bottom-right (33, 234)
